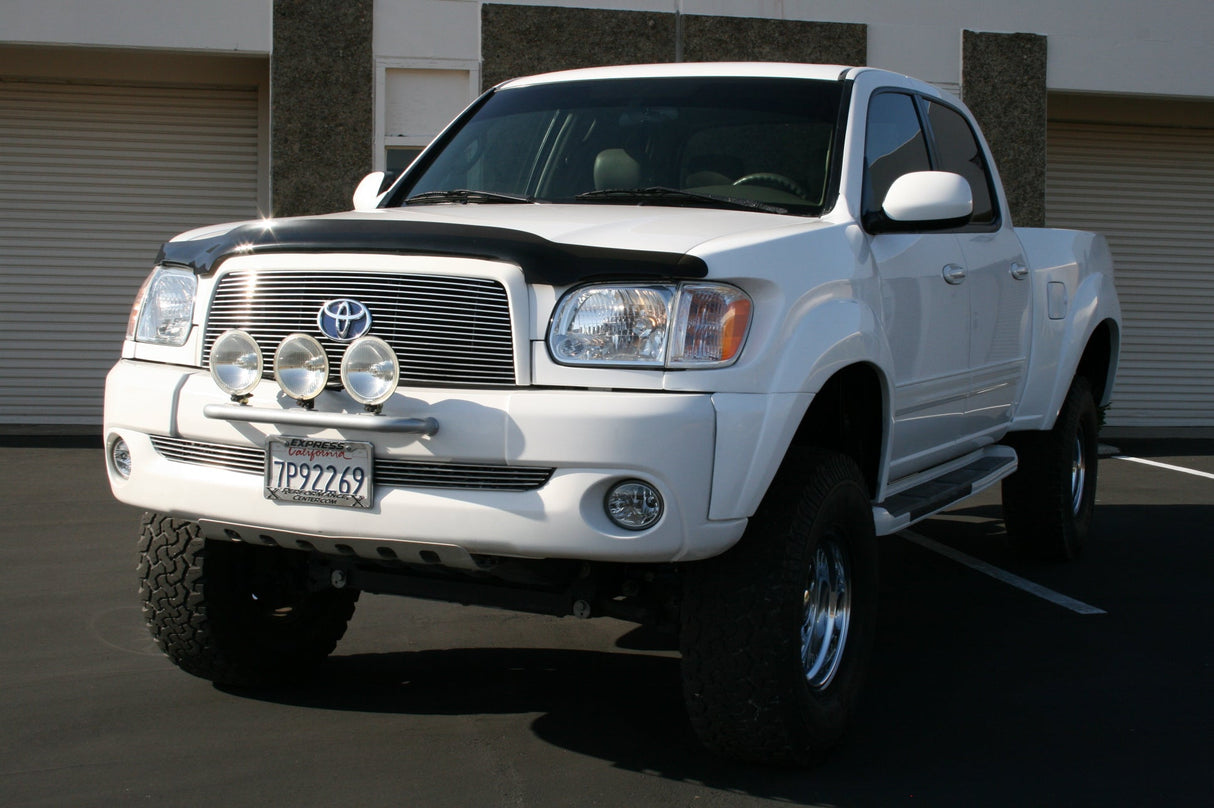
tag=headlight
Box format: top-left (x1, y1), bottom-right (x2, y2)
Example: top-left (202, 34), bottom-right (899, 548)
top-left (126, 266), bottom-right (197, 346)
top-left (548, 282), bottom-right (751, 368)
top-left (549, 285), bottom-right (673, 366)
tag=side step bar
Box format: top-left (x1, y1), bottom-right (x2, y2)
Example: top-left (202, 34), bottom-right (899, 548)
top-left (872, 445), bottom-right (1018, 536)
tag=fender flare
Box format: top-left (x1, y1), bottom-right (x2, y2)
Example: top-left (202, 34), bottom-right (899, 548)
top-left (710, 297), bottom-right (894, 520)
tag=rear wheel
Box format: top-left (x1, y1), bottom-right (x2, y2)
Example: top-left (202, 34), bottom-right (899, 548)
top-left (680, 450), bottom-right (878, 765)
top-left (1002, 376), bottom-right (1100, 560)
top-left (138, 512), bottom-right (357, 686)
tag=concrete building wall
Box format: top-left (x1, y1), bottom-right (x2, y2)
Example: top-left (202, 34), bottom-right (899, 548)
top-left (478, 6), bottom-right (866, 92)
top-left (471, 0), bottom-right (1214, 98)
top-left (4, 1), bottom-right (1211, 104)
top-left (480, 5), bottom-right (676, 90)
top-left (680, 15), bottom-right (865, 65)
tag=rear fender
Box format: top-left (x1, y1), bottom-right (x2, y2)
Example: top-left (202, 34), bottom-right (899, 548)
top-left (1014, 230), bottom-right (1122, 431)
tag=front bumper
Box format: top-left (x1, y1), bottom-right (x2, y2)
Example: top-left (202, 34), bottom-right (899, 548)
top-left (104, 360), bottom-right (746, 564)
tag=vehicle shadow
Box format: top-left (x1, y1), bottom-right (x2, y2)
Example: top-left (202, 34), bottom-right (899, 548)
top-left (215, 497), bottom-right (1210, 805)
top-left (226, 644), bottom-right (880, 802)
top-left (215, 540), bottom-right (1192, 806)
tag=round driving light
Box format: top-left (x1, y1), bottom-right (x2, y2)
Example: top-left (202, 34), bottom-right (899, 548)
top-left (110, 436), bottom-right (132, 479)
top-left (209, 329), bottom-right (263, 397)
top-left (274, 333), bottom-right (329, 400)
top-left (341, 336), bottom-right (399, 406)
top-left (605, 480), bottom-right (664, 531)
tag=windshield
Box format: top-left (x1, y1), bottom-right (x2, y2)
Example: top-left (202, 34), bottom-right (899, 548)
top-left (388, 76), bottom-right (846, 216)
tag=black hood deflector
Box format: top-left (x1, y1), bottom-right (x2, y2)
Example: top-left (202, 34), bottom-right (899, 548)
top-left (156, 217), bottom-right (708, 285)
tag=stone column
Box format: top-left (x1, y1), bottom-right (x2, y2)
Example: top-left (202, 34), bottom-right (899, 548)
top-left (962, 31), bottom-right (1048, 227)
top-left (272, 0), bottom-right (374, 217)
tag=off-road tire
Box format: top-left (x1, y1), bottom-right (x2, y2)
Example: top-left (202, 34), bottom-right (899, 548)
top-left (1002, 376), bottom-right (1100, 560)
top-left (680, 450), bottom-right (878, 766)
top-left (138, 512), bottom-right (358, 687)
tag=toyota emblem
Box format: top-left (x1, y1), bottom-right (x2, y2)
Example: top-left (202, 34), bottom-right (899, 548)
top-left (317, 298), bottom-right (373, 342)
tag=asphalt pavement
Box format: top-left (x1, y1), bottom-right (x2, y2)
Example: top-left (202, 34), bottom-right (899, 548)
top-left (1, 437), bottom-right (1210, 807)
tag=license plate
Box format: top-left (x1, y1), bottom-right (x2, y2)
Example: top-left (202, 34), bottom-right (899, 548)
top-left (265, 437), bottom-right (373, 508)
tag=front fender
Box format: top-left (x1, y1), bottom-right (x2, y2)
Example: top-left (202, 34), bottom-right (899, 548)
top-left (771, 296), bottom-right (892, 396)
top-left (709, 296), bottom-right (893, 520)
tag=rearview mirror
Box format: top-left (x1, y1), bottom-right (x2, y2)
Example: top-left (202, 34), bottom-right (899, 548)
top-left (352, 171), bottom-right (387, 211)
top-left (868, 171), bottom-right (973, 233)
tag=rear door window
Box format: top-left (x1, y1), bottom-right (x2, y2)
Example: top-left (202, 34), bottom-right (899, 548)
top-left (925, 100), bottom-right (999, 227)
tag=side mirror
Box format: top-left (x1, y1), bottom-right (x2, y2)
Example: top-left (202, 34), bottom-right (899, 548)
top-left (352, 171), bottom-right (387, 211)
top-left (869, 171), bottom-right (973, 233)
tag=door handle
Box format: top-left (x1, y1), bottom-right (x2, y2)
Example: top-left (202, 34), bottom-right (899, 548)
top-left (1010, 262), bottom-right (1029, 280)
top-left (942, 264), bottom-right (967, 285)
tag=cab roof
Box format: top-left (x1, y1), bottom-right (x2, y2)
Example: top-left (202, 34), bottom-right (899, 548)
top-left (497, 62), bottom-right (862, 89)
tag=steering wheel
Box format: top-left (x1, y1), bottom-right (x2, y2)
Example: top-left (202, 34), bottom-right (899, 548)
top-left (732, 172), bottom-right (809, 199)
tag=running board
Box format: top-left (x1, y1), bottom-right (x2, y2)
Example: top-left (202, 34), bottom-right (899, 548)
top-left (872, 445), bottom-right (1018, 536)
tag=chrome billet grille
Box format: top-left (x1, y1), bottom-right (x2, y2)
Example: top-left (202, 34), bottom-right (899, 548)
top-left (375, 459), bottom-right (554, 491)
top-left (151, 436), bottom-right (263, 475)
top-left (150, 436), bottom-right (553, 492)
top-left (203, 270), bottom-right (516, 387)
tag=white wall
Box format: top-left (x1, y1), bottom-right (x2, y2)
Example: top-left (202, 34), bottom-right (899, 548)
top-left (0, 0), bottom-right (271, 53)
top-left (374, 0), bottom-right (480, 59)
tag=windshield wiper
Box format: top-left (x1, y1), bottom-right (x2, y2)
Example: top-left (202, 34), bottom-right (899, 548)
top-left (574, 187), bottom-right (787, 215)
top-left (405, 189), bottom-right (535, 205)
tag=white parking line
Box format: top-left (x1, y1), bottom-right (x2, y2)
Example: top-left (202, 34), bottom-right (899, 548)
top-left (899, 530), bottom-right (1107, 615)
top-left (1113, 455), bottom-right (1214, 480)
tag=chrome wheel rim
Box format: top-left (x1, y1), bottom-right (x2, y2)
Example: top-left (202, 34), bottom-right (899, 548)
top-left (801, 537), bottom-right (851, 691)
top-left (1070, 434), bottom-right (1087, 515)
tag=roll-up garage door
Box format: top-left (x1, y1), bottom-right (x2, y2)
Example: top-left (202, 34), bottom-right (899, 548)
top-left (1047, 121), bottom-right (1214, 427)
top-left (0, 81), bottom-right (260, 427)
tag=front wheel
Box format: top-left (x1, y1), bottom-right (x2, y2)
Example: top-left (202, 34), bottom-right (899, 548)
top-left (680, 450), bottom-right (878, 765)
top-left (1002, 376), bottom-right (1100, 560)
top-left (138, 512), bottom-right (358, 687)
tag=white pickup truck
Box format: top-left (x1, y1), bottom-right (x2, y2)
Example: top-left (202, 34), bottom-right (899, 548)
top-left (104, 63), bottom-right (1121, 764)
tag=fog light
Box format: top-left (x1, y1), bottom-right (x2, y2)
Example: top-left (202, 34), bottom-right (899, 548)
top-left (341, 336), bottom-right (399, 406)
top-left (274, 333), bottom-right (329, 401)
top-left (110, 436), bottom-right (132, 479)
top-left (605, 480), bottom-right (663, 531)
top-left (209, 329), bottom-right (263, 398)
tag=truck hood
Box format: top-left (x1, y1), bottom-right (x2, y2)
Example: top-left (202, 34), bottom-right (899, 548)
top-left (349, 204), bottom-right (827, 255)
top-left (164, 204), bottom-right (829, 285)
